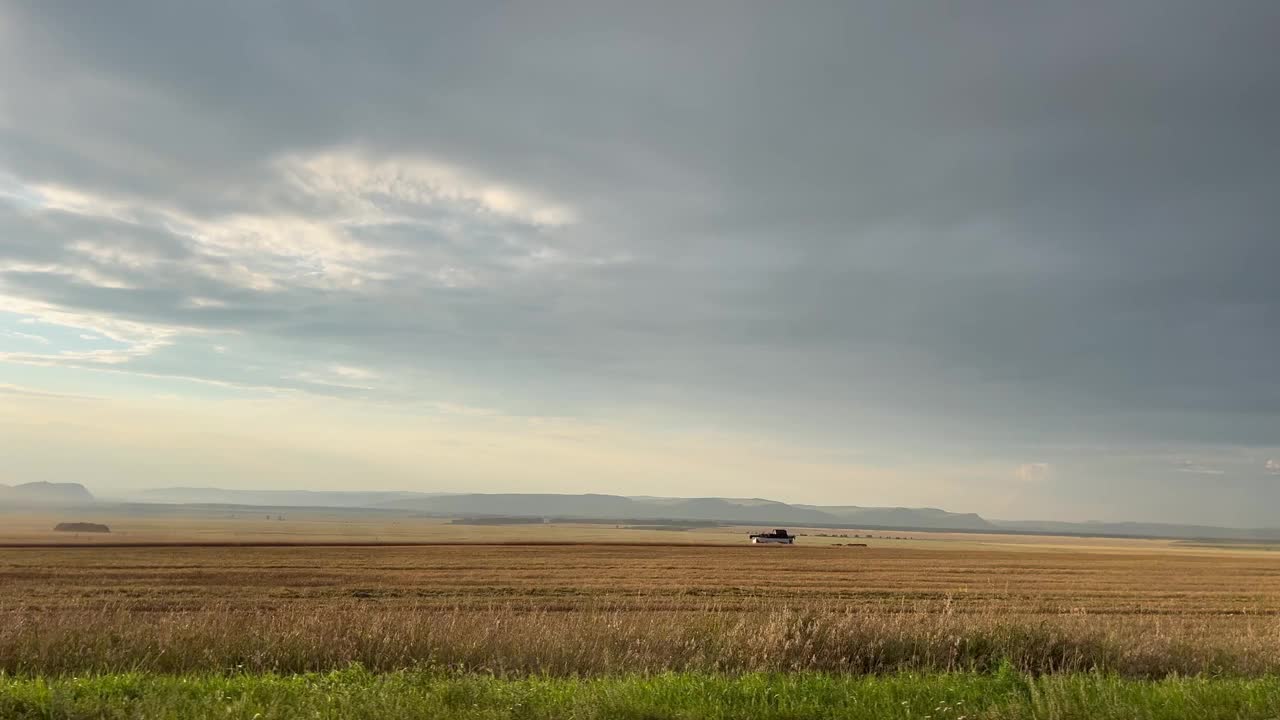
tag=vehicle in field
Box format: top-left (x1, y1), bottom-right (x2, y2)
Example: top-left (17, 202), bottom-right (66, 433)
top-left (749, 528), bottom-right (795, 544)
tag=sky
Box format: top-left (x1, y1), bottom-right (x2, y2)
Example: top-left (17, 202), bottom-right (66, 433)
top-left (1, 2), bottom-right (1278, 525)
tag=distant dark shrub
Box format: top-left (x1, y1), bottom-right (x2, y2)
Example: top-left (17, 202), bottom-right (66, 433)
top-left (53, 522), bottom-right (110, 533)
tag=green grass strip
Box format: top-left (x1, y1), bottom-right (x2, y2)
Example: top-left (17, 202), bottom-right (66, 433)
top-left (3, 667), bottom-right (1280, 719)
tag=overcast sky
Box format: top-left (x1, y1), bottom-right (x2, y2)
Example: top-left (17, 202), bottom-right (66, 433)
top-left (1, 2), bottom-right (1278, 525)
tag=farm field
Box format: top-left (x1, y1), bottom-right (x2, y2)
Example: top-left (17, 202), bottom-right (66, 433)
top-left (0, 505), bottom-right (1230, 554)
top-left (4, 530), bottom-right (1280, 679)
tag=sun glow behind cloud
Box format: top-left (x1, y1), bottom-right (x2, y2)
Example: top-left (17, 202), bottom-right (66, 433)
top-left (0, 145), bottom-right (600, 391)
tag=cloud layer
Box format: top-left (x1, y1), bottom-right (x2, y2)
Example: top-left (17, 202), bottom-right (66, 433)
top-left (1, 2), bottom-right (1278, 523)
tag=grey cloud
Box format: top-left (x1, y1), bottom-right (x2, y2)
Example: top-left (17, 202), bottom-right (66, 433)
top-left (1, 1), bottom-right (1278, 479)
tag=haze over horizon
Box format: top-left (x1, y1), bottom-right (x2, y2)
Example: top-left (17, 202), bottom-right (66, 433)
top-left (2, 3), bottom-right (1278, 526)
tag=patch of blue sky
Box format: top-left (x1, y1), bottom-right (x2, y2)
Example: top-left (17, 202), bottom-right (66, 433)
top-left (107, 337), bottom-right (293, 399)
top-left (0, 312), bottom-right (129, 353)
top-left (0, 355), bottom-right (269, 402)
top-left (0, 175), bottom-right (43, 209)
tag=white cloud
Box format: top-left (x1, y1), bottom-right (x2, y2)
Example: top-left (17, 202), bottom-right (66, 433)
top-left (1, 299), bottom-right (176, 349)
top-left (180, 211), bottom-right (391, 291)
top-left (70, 240), bottom-right (162, 271)
top-left (1175, 459), bottom-right (1225, 476)
top-left (1015, 462), bottom-right (1050, 482)
top-left (0, 382), bottom-right (96, 400)
top-left (330, 364), bottom-right (378, 381)
top-left (279, 149), bottom-right (578, 228)
top-left (291, 364), bottom-right (379, 391)
top-left (10, 146), bottom-right (592, 302)
top-left (186, 297), bottom-right (228, 309)
top-left (1266, 459), bottom-right (1280, 475)
top-left (30, 183), bottom-right (144, 224)
top-left (0, 260), bottom-right (135, 289)
top-left (0, 296), bottom-right (180, 367)
top-left (0, 140), bottom-right (621, 410)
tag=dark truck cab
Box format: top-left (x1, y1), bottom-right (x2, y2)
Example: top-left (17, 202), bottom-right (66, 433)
top-left (749, 528), bottom-right (795, 544)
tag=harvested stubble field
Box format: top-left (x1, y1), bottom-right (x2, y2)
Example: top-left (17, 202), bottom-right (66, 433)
top-left (4, 539), bottom-right (1280, 678)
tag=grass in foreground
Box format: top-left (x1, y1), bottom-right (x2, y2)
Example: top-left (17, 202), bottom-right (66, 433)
top-left (5, 603), bottom-right (1279, 678)
top-left (4, 668), bottom-right (1280, 720)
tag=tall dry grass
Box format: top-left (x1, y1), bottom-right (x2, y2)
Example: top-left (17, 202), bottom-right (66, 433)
top-left (4, 600), bottom-right (1279, 678)
top-left (7, 544), bottom-right (1280, 679)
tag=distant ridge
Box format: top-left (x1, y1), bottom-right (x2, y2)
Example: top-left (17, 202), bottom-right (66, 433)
top-left (102, 487), bottom-right (1280, 541)
top-left (125, 487), bottom-right (441, 508)
top-left (796, 505), bottom-right (993, 531)
top-left (120, 488), bottom-right (985, 528)
top-left (0, 481), bottom-right (94, 505)
top-left (986, 518), bottom-right (1280, 542)
top-left (384, 493), bottom-right (839, 525)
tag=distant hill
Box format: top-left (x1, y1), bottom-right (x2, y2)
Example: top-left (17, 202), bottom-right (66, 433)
top-left (122, 488), bottom-right (863, 525)
top-left (384, 493), bottom-right (839, 525)
top-left (381, 493), bottom-right (984, 527)
top-left (988, 519), bottom-right (1280, 541)
top-left (123, 487), bottom-right (440, 508)
top-left (106, 486), bottom-right (1280, 541)
top-left (797, 505), bottom-right (994, 530)
top-left (0, 481), bottom-right (95, 505)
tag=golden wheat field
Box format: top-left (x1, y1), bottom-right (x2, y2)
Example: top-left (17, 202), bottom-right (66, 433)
top-left (3, 515), bottom-right (1280, 678)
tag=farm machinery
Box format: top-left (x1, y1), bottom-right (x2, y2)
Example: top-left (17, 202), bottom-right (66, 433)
top-left (749, 528), bottom-right (795, 544)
